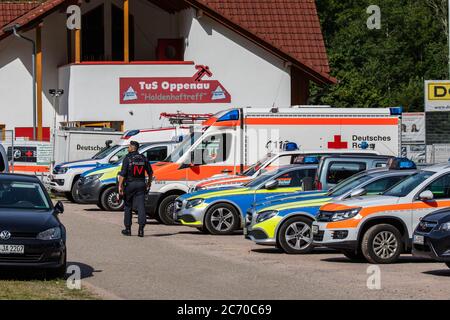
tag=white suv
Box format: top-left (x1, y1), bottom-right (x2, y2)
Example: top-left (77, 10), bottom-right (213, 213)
top-left (49, 144), bottom-right (129, 202)
top-left (313, 163), bottom-right (450, 264)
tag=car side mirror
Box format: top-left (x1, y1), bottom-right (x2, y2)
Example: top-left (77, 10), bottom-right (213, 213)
top-left (265, 180), bottom-right (279, 190)
top-left (350, 188), bottom-right (367, 198)
top-left (419, 190), bottom-right (434, 201)
top-left (109, 155), bottom-right (119, 163)
top-left (54, 201), bottom-right (64, 214)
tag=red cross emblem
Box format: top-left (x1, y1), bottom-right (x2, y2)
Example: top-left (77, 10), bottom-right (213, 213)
top-left (328, 135), bottom-right (348, 149)
top-left (25, 151), bottom-right (33, 157)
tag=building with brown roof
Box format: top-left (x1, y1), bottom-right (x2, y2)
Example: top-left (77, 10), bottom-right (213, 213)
top-left (0, 0), bottom-right (334, 141)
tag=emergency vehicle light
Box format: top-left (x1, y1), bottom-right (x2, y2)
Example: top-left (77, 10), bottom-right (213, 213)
top-left (283, 142), bottom-right (299, 151)
top-left (218, 110), bottom-right (239, 122)
top-left (123, 129), bottom-right (140, 139)
top-left (388, 157), bottom-right (416, 170)
top-left (390, 107), bottom-right (403, 115)
top-left (295, 156), bottom-right (319, 164)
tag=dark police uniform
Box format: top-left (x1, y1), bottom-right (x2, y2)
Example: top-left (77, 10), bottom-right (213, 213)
top-left (119, 151), bottom-right (153, 229)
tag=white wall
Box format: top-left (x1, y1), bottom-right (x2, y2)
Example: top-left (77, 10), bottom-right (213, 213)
top-left (0, 10), bottom-right (67, 133)
top-left (0, 4), bottom-right (292, 134)
top-left (181, 9), bottom-right (291, 109)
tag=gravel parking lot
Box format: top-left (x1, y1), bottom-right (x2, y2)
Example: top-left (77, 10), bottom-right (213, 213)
top-left (62, 202), bottom-right (450, 300)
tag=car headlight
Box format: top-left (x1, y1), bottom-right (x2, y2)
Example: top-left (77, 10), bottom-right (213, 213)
top-left (186, 198), bottom-right (204, 209)
top-left (256, 210), bottom-right (278, 223)
top-left (439, 222), bottom-right (450, 232)
top-left (84, 173), bottom-right (103, 183)
top-left (330, 208), bottom-right (361, 222)
top-left (37, 227), bottom-right (61, 240)
top-left (54, 167), bottom-right (68, 174)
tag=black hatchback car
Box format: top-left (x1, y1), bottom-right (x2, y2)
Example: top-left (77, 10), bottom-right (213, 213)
top-left (412, 208), bottom-right (450, 269)
top-left (0, 174), bottom-right (66, 276)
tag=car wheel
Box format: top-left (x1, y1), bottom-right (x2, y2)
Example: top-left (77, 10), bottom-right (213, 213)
top-left (100, 186), bottom-right (124, 211)
top-left (204, 203), bottom-right (240, 235)
top-left (158, 195), bottom-right (179, 225)
top-left (97, 202), bottom-right (105, 210)
top-left (361, 224), bottom-right (402, 264)
top-left (341, 250), bottom-right (366, 262)
top-left (445, 262), bottom-right (450, 269)
top-left (65, 192), bottom-right (75, 203)
top-left (70, 180), bottom-right (82, 204)
top-left (277, 216), bottom-right (314, 254)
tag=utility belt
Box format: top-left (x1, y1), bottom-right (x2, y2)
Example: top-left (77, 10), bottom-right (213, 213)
top-left (124, 178), bottom-right (146, 185)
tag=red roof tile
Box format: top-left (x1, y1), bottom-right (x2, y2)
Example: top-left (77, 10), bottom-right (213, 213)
top-left (0, 2), bottom-right (40, 29)
top-left (192, 0), bottom-right (334, 83)
top-left (1, 0), bottom-right (334, 84)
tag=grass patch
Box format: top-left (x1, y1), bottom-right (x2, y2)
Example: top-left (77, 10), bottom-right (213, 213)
top-left (0, 273), bottom-right (99, 300)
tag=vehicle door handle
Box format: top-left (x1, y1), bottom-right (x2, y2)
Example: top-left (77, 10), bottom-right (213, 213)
top-left (222, 169), bottom-right (232, 173)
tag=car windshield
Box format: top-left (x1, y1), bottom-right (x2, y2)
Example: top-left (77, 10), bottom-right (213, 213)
top-left (242, 154), bottom-right (273, 176)
top-left (244, 168), bottom-right (285, 188)
top-left (328, 173), bottom-right (374, 197)
top-left (0, 180), bottom-right (51, 210)
top-left (383, 171), bottom-right (434, 197)
top-left (164, 132), bottom-right (203, 163)
top-left (92, 145), bottom-right (120, 160)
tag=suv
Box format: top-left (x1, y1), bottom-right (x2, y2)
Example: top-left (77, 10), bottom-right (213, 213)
top-left (313, 155), bottom-right (393, 191)
top-left (412, 208), bottom-right (450, 269)
top-left (313, 163), bottom-right (450, 264)
top-left (77, 141), bottom-right (179, 212)
top-left (192, 150), bottom-right (380, 192)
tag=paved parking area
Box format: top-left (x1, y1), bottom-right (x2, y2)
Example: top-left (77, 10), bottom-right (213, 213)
top-left (61, 202), bottom-right (450, 300)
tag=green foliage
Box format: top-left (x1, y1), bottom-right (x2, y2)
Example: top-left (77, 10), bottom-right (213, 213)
top-left (311, 0), bottom-right (448, 111)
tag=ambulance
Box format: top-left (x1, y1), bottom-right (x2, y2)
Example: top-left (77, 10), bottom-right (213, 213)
top-left (148, 106), bottom-right (402, 224)
top-left (313, 163), bottom-right (450, 264)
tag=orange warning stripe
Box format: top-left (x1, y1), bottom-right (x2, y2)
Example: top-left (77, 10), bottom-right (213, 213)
top-left (12, 165), bottom-right (49, 173)
top-left (245, 118), bottom-right (398, 126)
top-left (325, 200), bottom-right (450, 229)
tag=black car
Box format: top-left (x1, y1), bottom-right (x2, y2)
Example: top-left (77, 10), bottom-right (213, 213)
top-left (412, 208), bottom-right (450, 269)
top-left (0, 174), bottom-right (66, 276)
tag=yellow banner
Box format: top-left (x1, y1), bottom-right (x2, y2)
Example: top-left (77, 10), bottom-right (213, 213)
top-left (428, 82), bottom-right (450, 100)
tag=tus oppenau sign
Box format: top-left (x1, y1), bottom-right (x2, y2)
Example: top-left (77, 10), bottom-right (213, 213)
top-left (425, 80), bottom-right (450, 112)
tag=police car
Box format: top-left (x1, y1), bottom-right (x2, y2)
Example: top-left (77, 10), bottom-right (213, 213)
top-left (245, 159), bottom-right (417, 254)
top-left (313, 162), bottom-right (450, 264)
top-left (174, 164), bottom-right (318, 235)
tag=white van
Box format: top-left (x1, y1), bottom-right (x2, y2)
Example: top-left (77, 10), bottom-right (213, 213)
top-left (49, 126), bottom-right (190, 202)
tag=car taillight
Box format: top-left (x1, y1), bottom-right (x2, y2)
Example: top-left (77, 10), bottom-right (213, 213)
top-left (315, 180), bottom-right (322, 190)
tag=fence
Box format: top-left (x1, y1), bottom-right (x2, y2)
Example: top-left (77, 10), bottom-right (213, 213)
top-left (428, 144), bottom-right (450, 164)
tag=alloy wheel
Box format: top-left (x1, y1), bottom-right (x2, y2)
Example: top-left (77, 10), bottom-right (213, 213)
top-left (284, 222), bottom-right (312, 250)
top-left (210, 208), bottom-right (235, 232)
top-left (372, 231), bottom-right (398, 259)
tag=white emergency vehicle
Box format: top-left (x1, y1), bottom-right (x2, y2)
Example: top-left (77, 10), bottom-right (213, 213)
top-left (148, 106), bottom-right (402, 224)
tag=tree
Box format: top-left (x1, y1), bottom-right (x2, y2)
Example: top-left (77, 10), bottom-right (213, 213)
top-left (311, 0), bottom-right (448, 111)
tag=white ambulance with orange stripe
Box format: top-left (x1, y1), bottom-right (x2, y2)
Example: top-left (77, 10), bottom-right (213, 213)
top-left (148, 106), bottom-right (402, 224)
top-left (313, 163), bottom-right (450, 264)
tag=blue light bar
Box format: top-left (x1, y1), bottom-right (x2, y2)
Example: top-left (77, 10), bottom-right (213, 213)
top-left (284, 142), bottom-right (299, 151)
top-left (390, 107), bottom-right (403, 115)
top-left (389, 157), bottom-right (416, 170)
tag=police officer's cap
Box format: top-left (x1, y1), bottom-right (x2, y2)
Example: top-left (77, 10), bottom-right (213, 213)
top-left (130, 141), bottom-right (140, 149)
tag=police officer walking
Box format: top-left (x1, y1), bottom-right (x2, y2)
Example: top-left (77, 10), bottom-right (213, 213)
top-left (118, 141), bottom-right (153, 237)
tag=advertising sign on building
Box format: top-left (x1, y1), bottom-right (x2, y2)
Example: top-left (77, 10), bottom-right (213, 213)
top-left (402, 112), bottom-right (425, 144)
top-left (119, 65), bottom-right (231, 104)
top-left (425, 80), bottom-right (450, 112)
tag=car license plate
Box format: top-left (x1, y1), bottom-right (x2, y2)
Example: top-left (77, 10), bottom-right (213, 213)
top-left (0, 245), bottom-right (24, 254)
top-left (312, 225), bottom-right (319, 235)
top-left (243, 227), bottom-right (248, 236)
top-left (413, 235), bottom-right (424, 245)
